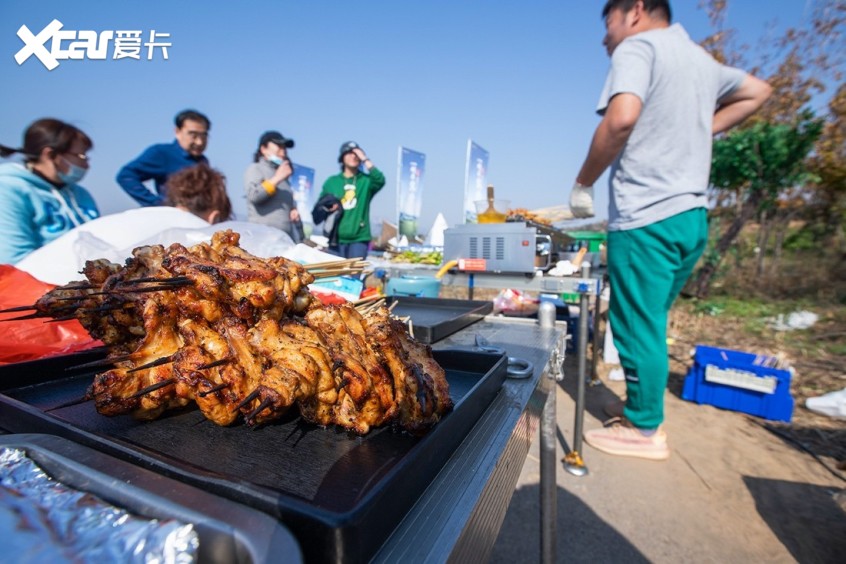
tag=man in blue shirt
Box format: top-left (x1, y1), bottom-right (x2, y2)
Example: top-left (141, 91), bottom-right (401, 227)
top-left (116, 109), bottom-right (211, 206)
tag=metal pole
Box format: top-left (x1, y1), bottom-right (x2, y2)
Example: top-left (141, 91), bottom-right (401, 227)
top-left (540, 358), bottom-right (557, 564)
top-left (574, 291), bottom-right (589, 450)
top-left (468, 273), bottom-right (474, 300)
top-left (563, 274), bottom-right (590, 476)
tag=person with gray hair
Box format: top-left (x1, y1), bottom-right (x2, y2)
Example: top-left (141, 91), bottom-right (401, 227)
top-left (570, 0), bottom-right (771, 460)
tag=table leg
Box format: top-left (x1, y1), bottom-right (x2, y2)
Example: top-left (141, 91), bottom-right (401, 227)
top-left (540, 366), bottom-right (557, 563)
top-left (563, 292), bottom-right (590, 476)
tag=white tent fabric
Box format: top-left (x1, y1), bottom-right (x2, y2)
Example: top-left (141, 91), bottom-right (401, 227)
top-left (15, 208), bottom-right (297, 285)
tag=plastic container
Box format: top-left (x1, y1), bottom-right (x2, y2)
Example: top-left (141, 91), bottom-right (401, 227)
top-left (681, 345), bottom-right (794, 422)
top-left (385, 275), bottom-right (441, 298)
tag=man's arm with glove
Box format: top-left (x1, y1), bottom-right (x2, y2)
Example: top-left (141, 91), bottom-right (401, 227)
top-left (570, 92), bottom-right (642, 218)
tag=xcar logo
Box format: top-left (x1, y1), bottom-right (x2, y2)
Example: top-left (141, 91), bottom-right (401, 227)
top-left (15, 19), bottom-right (171, 71)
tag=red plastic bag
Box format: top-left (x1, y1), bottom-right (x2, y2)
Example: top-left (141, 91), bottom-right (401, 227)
top-left (0, 265), bottom-right (100, 364)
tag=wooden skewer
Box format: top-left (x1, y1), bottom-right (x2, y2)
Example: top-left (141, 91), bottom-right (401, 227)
top-left (0, 312), bottom-right (47, 321)
top-left (127, 355), bottom-right (175, 373)
top-left (93, 283), bottom-right (192, 294)
top-left (232, 389), bottom-right (261, 412)
top-left (245, 397), bottom-right (273, 423)
top-left (305, 258), bottom-right (365, 269)
top-left (69, 353), bottom-right (136, 371)
top-left (51, 294), bottom-right (100, 301)
top-left (49, 395), bottom-right (93, 410)
top-left (196, 357), bottom-right (232, 370)
top-left (198, 382), bottom-right (229, 398)
top-left (78, 304), bottom-right (132, 315)
top-left (118, 276), bottom-right (191, 285)
top-left (129, 378), bottom-right (176, 398)
top-left (46, 314), bottom-right (79, 323)
top-left (0, 305), bottom-right (39, 314)
top-left (352, 294), bottom-right (383, 306)
top-left (310, 269), bottom-right (367, 279)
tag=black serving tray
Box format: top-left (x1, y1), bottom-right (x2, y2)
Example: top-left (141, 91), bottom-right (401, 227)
top-left (0, 433), bottom-right (302, 562)
top-left (0, 349), bottom-right (507, 563)
top-left (386, 297), bottom-right (492, 343)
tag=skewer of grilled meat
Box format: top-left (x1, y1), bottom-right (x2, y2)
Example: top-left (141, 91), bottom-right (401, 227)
top-left (24, 229), bottom-right (452, 435)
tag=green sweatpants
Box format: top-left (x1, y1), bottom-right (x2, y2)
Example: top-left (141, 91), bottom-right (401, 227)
top-left (608, 208), bottom-right (708, 429)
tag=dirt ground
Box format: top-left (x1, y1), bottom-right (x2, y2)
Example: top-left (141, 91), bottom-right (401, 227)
top-left (489, 331), bottom-right (846, 564)
top-left (443, 283), bottom-right (846, 468)
top-left (440, 283), bottom-right (846, 561)
top-left (665, 303), bottom-right (846, 468)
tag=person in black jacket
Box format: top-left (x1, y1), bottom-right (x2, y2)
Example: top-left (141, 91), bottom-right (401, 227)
top-left (311, 194), bottom-right (343, 250)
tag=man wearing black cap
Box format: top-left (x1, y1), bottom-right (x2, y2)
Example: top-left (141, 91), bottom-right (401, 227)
top-left (243, 130), bottom-right (300, 238)
top-left (317, 141), bottom-right (385, 258)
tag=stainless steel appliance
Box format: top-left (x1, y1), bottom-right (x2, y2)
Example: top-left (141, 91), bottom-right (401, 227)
top-left (443, 222), bottom-right (552, 273)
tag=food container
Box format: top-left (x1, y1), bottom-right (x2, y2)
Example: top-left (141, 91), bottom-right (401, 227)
top-left (385, 275), bottom-right (441, 298)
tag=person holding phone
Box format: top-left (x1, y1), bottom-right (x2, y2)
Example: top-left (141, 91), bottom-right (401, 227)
top-left (244, 130), bottom-right (301, 239)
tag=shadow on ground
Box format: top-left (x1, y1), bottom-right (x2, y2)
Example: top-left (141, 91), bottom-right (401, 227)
top-left (490, 483), bottom-right (648, 563)
top-left (743, 476), bottom-right (846, 564)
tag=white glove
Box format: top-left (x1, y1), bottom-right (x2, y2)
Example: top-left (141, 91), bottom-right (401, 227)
top-left (569, 181), bottom-right (595, 218)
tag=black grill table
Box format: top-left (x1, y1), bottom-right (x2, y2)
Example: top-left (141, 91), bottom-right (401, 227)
top-left (373, 316), bottom-right (565, 563)
top-left (0, 316), bottom-right (565, 563)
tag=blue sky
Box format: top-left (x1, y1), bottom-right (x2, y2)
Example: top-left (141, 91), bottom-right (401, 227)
top-left (0, 0), bottom-right (812, 234)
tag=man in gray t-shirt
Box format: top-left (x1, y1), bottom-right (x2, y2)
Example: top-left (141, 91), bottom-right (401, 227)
top-left (570, 0), bottom-right (770, 461)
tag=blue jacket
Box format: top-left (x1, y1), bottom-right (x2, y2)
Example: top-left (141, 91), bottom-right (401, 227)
top-left (116, 140), bottom-right (208, 206)
top-left (0, 162), bottom-right (100, 264)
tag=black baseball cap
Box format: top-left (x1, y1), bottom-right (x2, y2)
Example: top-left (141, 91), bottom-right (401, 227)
top-left (338, 141), bottom-right (359, 161)
top-left (259, 130), bottom-right (295, 149)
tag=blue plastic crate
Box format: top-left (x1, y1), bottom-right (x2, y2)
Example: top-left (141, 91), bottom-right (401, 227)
top-left (682, 345), bottom-right (793, 422)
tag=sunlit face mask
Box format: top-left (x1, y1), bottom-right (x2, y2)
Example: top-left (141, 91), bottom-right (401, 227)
top-left (57, 158), bottom-right (87, 185)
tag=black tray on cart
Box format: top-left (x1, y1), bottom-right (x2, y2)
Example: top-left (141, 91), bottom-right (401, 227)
top-left (0, 349), bottom-right (507, 563)
top-left (386, 296), bottom-right (492, 343)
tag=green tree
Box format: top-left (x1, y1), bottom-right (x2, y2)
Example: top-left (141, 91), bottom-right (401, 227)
top-left (809, 83), bottom-right (846, 250)
top-left (690, 0), bottom-right (845, 297)
top-left (690, 113), bottom-right (823, 297)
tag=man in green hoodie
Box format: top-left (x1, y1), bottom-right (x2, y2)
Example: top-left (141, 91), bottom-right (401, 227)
top-left (318, 141), bottom-right (385, 258)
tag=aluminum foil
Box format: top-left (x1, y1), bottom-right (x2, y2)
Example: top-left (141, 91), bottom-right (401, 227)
top-left (0, 448), bottom-right (199, 563)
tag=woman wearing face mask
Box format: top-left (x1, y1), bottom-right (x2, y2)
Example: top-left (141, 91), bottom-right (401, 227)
top-left (0, 118), bottom-right (100, 264)
top-left (243, 130), bottom-right (301, 239)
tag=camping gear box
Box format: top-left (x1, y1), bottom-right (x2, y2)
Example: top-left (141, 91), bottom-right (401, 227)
top-left (682, 345), bottom-right (794, 422)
